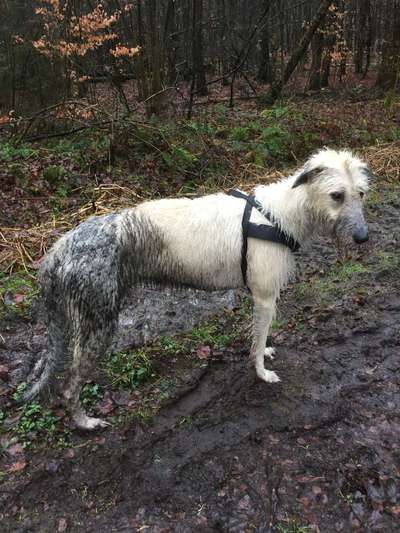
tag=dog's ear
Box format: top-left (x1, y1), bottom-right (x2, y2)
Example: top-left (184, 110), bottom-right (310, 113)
top-left (292, 166), bottom-right (324, 189)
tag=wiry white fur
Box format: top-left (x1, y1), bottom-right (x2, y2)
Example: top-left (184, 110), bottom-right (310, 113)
top-left (255, 148), bottom-right (369, 244)
top-left (136, 194), bottom-right (245, 290)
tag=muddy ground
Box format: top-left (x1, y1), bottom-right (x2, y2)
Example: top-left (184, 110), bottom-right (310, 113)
top-left (0, 184), bottom-right (399, 532)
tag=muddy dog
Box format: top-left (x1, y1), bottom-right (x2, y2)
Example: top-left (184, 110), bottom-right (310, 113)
top-left (22, 149), bottom-right (371, 430)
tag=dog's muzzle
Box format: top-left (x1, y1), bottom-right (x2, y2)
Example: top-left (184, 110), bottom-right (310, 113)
top-left (352, 226), bottom-right (369, 244)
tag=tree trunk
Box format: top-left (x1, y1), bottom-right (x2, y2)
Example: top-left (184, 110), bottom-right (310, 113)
top-left (258, 23), bottom-right (274, 83)
top-left (321, 48), bottom-right (332, 87)
top-left (192, 0), bottom-right (207, 95)
top-left (354, 0), bottom-right (370, 74)
top-left (362, 6), bottom-right (373, 79)
top-left (308, 31), bottom-right (323, 90)
top-left (218, 0), bottom-right (229, 85)
top-left (145, 0), bottom-right (165, 116)
top-left (136, 0), bottom-right (147, 101)
top-left (354, 0), bottom-right (369, 74)
top-left (376, 0), bottom-right (400, 90)
top-left (321, 33), bottom-right (336, 88)
top-left (339, 52), bottom-right (347, 81)
top-left (164, 0), bottom-right (177, 84)
top-left (263, 0), bottom-right (333, 105)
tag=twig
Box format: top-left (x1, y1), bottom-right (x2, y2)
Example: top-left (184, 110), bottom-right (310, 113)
top-left (25, 120), bottom-right (112, 142)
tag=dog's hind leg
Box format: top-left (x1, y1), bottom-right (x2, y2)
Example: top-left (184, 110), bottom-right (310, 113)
top-left (63, 325), bottom-right (114, 430)
top-left (250, 295), bottom-right (280, 383)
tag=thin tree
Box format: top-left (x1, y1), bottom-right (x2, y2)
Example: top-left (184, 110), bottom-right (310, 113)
top-left (262, 0), bottom-right (334, 105)
top-left (376, 0), bottom-right (400, 90)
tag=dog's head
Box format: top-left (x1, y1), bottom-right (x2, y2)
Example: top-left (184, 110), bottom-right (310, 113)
top-left (292, 148), bottom-right (371, 247)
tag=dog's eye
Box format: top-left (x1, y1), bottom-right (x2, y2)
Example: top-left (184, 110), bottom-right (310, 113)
top-left (330, 191), bottom-right (344, 202)
top-left (360, 191), bottom-right (365, 199)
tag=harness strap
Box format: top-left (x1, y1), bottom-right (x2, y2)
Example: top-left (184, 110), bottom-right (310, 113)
top-left (228, 189), bottom-right (300, 286)
top-left (240, 194), bottom-right (253, 286)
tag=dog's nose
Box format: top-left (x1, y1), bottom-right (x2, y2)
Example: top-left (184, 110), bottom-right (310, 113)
top-left (353, 227), bottom-right (369, 244)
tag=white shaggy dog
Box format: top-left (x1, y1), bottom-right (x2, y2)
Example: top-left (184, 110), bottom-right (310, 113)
top-left (22, 148), bottom-right (370, 430)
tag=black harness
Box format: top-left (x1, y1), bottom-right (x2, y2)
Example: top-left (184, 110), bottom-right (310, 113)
top-left (228, 189), bottom-right (300, 286)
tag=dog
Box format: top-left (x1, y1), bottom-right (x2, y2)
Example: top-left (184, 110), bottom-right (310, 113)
top-left (22, 148), bottom-right (371, 430)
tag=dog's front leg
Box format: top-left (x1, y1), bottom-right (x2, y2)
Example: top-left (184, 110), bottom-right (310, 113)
top-left (250, 296), bottom-right (280, 383)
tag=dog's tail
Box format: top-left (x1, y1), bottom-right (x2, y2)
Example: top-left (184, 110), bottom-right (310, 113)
top-left (20, 251), bottom-right (67, 404)
top-left (20, 316), bottom-right (66, 403)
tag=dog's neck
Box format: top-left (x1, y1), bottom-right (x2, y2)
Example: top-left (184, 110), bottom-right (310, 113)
top-left (254, 175), bottom-right (319, 246)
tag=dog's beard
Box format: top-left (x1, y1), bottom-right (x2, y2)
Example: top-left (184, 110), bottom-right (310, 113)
top-left (332, 229), bottom-right (370, 262)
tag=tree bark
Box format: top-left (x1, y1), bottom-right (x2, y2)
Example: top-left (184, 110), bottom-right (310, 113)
top-left (145, 0), bottom-right (165, 116)
top-left (192, 0), bottom-right (207, 95)
top-left (164, 0), bottom-right (177, 84)
top-left (362, 4), bottom-right (373, 79)
top-left (262, 0), bottom-right (333, 106)
top-left (258, 24), bottom-right (274, 83)
top-left (354, 0), bottom-right (370, 75)
top-left (308, 30), bottom-right (324, 90)
top-left (376, 0), bottom-right (400, 90)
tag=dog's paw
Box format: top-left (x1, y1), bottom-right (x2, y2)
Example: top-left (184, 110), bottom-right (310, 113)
top-left (74, 415), bottom-right (111, 431)
top-left (264, 347), bottom-right (276, 360)
top-left (257, 369), bottom-right (281, 383)
top-left (86, 418), bottom-right (111, 430)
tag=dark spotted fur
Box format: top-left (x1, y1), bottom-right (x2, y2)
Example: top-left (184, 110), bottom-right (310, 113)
top-left (22, 209), bottom-right (184, 404)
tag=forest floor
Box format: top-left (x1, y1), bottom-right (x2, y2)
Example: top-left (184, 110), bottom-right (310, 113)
top-left (0, 92), bottom-right (400, 532)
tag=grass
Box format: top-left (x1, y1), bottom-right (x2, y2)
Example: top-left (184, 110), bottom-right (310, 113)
top-left (134, 404), bottom-right (156, 424)
top-left (104, 349), bottom-right (153, 390)
top-left (14, 401), bottom-right (60, 449)
top-left (276, 519), bottom-right (312, 533)
top-left (158, 318), bottom-right (235, 359)
top-left (80, 383), bottom-right (103, 408)
top-left (338, 488), bottom-right (355, 505)
top-left (0, 142), bottom-right (39, 161)
top-left (295, 260), bottom-right (368, 301)
top-left (190, 322), bottom-right (231, 349)
top-left (159, 336), bottom-right (185, 356)
top-left (329, 262), bottom-right (367, 281)
top-left (377, 250), bottom-right (400, 272)
top-left (225, 105), bottom-right (309, 165)
top-left (0, 272), bottom-right (39, 318)
top-left (271, 319), bottom-right (284, 331)
top-left (179, 415), bottom-right (193, 426)
top-left (12, 382), bottom-right (27, 402)
top-left (95, 315), bottom-right (239, 425)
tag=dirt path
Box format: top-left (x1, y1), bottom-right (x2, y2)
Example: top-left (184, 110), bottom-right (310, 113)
top-left (0, 186), bottom-right (399, 532)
